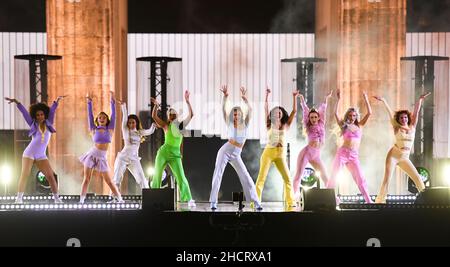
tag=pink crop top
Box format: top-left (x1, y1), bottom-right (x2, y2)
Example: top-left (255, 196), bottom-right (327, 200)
top-left (302, 102), bottom-right (327, 143)
top-left (342, 125), bottom-right (362, 140)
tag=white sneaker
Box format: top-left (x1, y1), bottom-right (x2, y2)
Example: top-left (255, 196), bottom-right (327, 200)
top-left (54, 198), bottom-right (64, 204)
top-left (116, 199), bottom-right (125, 204)
top-left (15, 198), bottom-right (23, 204)
top-left (188, 199), bottom-right (196, 208)
top-left (210, 202), bottom-right (217, 210)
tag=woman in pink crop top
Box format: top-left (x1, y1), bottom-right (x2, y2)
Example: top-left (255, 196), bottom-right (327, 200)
top-left (373, 92), bottom-right (431, 203)
top-left (327, 89), bottom-right (373, 204)
top-left (78, 91), bottom-right (123, 204)
top-left (293, 91), bottom-right (333, 199)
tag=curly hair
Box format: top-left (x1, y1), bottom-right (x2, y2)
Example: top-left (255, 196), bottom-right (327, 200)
top-left (394, 110), bottom-right (412, 126)
top-left (95, 112), bottom-right (111, 127)
top-left (29, 103), bottom-right (50, 120)
top-left (266, 106), bottom-right (289, 129)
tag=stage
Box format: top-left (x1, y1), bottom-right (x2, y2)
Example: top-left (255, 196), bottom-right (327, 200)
top-left (0, 196), bottom-right (449, 247)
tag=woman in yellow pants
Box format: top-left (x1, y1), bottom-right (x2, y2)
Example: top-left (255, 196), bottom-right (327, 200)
top-left (255, 88), bottom-right (299, 207)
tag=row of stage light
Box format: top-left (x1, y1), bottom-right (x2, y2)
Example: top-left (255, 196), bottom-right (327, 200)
top-left (0, 195), bottom-right (417, 202)
top-left (0, 203), bottom-right (141, 211)
top-left (339, 195), bottom-right (417, 203)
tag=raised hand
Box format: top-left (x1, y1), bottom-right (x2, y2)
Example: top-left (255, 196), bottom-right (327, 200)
top-left (293, 90), bottom-right (300, 98)
top-left (372, 95), bottom-right (383, 102)
top-left (240, 87), bottom-right (248, 102)
top-left (420, 92), bottom-right (431, 100)
top-left (326, 90), bottom-right (333, 98)
top-left (185, 90), bottom-right (191, 102)
top-left (266, 87), bottom-right (271, 96)
top-left (56, 95), bottom-right (68, 103)
top-left (336, 89), bottom-right (341, 100)
top-left (299, 94), bottom-right (305, 103)
top-left (363, 92), bottom-right (369, 100)
top-left (220, 85), bottom-right (229, 97)
top-left (150, 97), bottom-right (159, 106)
top-left (86, 93), bottom-right (93, 102)
top-left (110, 91), bottom-right (116, 101)
top-left (4, 97), bottom-right (18, 104)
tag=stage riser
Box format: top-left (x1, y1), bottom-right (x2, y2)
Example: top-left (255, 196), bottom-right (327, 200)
top-left (0, 210), bottom-right (449, 247)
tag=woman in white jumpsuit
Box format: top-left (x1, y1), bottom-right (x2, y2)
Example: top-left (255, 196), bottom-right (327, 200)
top-left (113, 102), bottom-right (156, 191)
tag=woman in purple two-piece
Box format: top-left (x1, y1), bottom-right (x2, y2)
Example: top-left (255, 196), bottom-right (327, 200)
top-left (78, 91), bottom-right (123, 204)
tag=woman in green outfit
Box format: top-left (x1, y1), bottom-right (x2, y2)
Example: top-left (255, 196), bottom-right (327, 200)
top-left (150, 91), bottom-right (196, 208)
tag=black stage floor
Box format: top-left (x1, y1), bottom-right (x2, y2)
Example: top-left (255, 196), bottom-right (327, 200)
top-left (0, 197), bottom-right (449, 247)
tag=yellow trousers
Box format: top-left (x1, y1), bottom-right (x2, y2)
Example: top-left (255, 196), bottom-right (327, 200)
top-left (255, 147), bottom-right (295, 206)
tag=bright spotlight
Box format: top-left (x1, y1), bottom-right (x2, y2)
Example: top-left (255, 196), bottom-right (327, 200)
top-left (146, 166), bottom-right (155, 177)
top-left (444, 165), bottom-right (450, 186)
top-left (336, 172), bottom-right (345, 183)
top-left (1, 165), bottom-right (13, 186)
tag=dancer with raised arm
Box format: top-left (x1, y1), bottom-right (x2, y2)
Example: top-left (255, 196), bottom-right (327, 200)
top-left (5, 96), bottom-right (67, 204)
top-left (209, 86), bottom-right (262, 211)
top-left (293, 91), bottom-right (333, 199)
top-left (373, 92), bottom-right (431, 203)
top-left (255, 88), bottom-right (298, 207)
top-left (79, 91), bottom-right (123, 204)
top-left (327, 90), bottom-right (373, 204)
top-left (150, 91), bottom-right (196, 208)
top-left (113, 101), bottom-right (157, 192)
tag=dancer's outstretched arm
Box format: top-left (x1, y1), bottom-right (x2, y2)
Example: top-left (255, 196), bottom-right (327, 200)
top-left (411, 92), bottom-right (431, 128)
top-left (86, 93), bottom-right (96, 131)
top-left (334, 89), bottom-right (343, 127)
top-left (359, 92), bottom-right (372, 126)
top-left (182, 90), bottom-right (194, 128)
top-left (108, 91), bottom-right (116, 130)
top-left (264, 87), bottom-right (270, 129)
top-left (150, 98), bottom-right (167, 129)
top-left (240, 87), bottom-right (252, 126)
top-left (5, 97), bottom-right (33, 126)
top-left (286, 90), bottom-right (300, 127)
top-left (373, 95), bottom-right (395, 120)
top-left (48, 95), bottom-right (67, 125)
top-left (220, 85), bottom-right (229, 123)
top-left (318, 90), bottom-right (333, 124)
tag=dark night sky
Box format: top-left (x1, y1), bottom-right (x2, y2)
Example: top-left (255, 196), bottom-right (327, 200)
top-left (0, 0), bottom-right (449, 33)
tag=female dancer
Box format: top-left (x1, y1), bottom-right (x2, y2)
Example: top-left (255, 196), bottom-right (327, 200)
top-left (5, 96), bottom-right (66, 204)
top-left (79, 91), bottom-right (123, 204)
top-left (113, 101), bottom-right (157, 192)
top-left (255, 88), bottom-right (298, 207)
top-left (209, 86), bottom-right (262, 211)
top-left (326, 90), bottom-right (373, 204)
top-left (373, 93), bottom-right (431, 203)
top-left (293, 91), bottom-right (333, 198)
top-left (150, 91), bottom-right (196, 208)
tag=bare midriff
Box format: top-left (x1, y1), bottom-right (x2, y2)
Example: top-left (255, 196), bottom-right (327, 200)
top-left (229, 139), bottom-right (244, 148)
top-left (95, 143), bottom-right (109, 151)
top-left (342, 139), bottom-right (360, 151)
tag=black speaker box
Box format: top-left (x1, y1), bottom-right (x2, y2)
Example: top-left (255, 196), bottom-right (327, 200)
top-left (304, 188), bottom-right (336, 212)
top-left (142, 188), bottom-right (175, 211)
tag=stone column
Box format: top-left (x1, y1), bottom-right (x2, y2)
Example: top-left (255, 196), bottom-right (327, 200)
top-left (316, 0), bottom-right (407, 194)
top-left (47, 0), bottom-right (128, 194)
